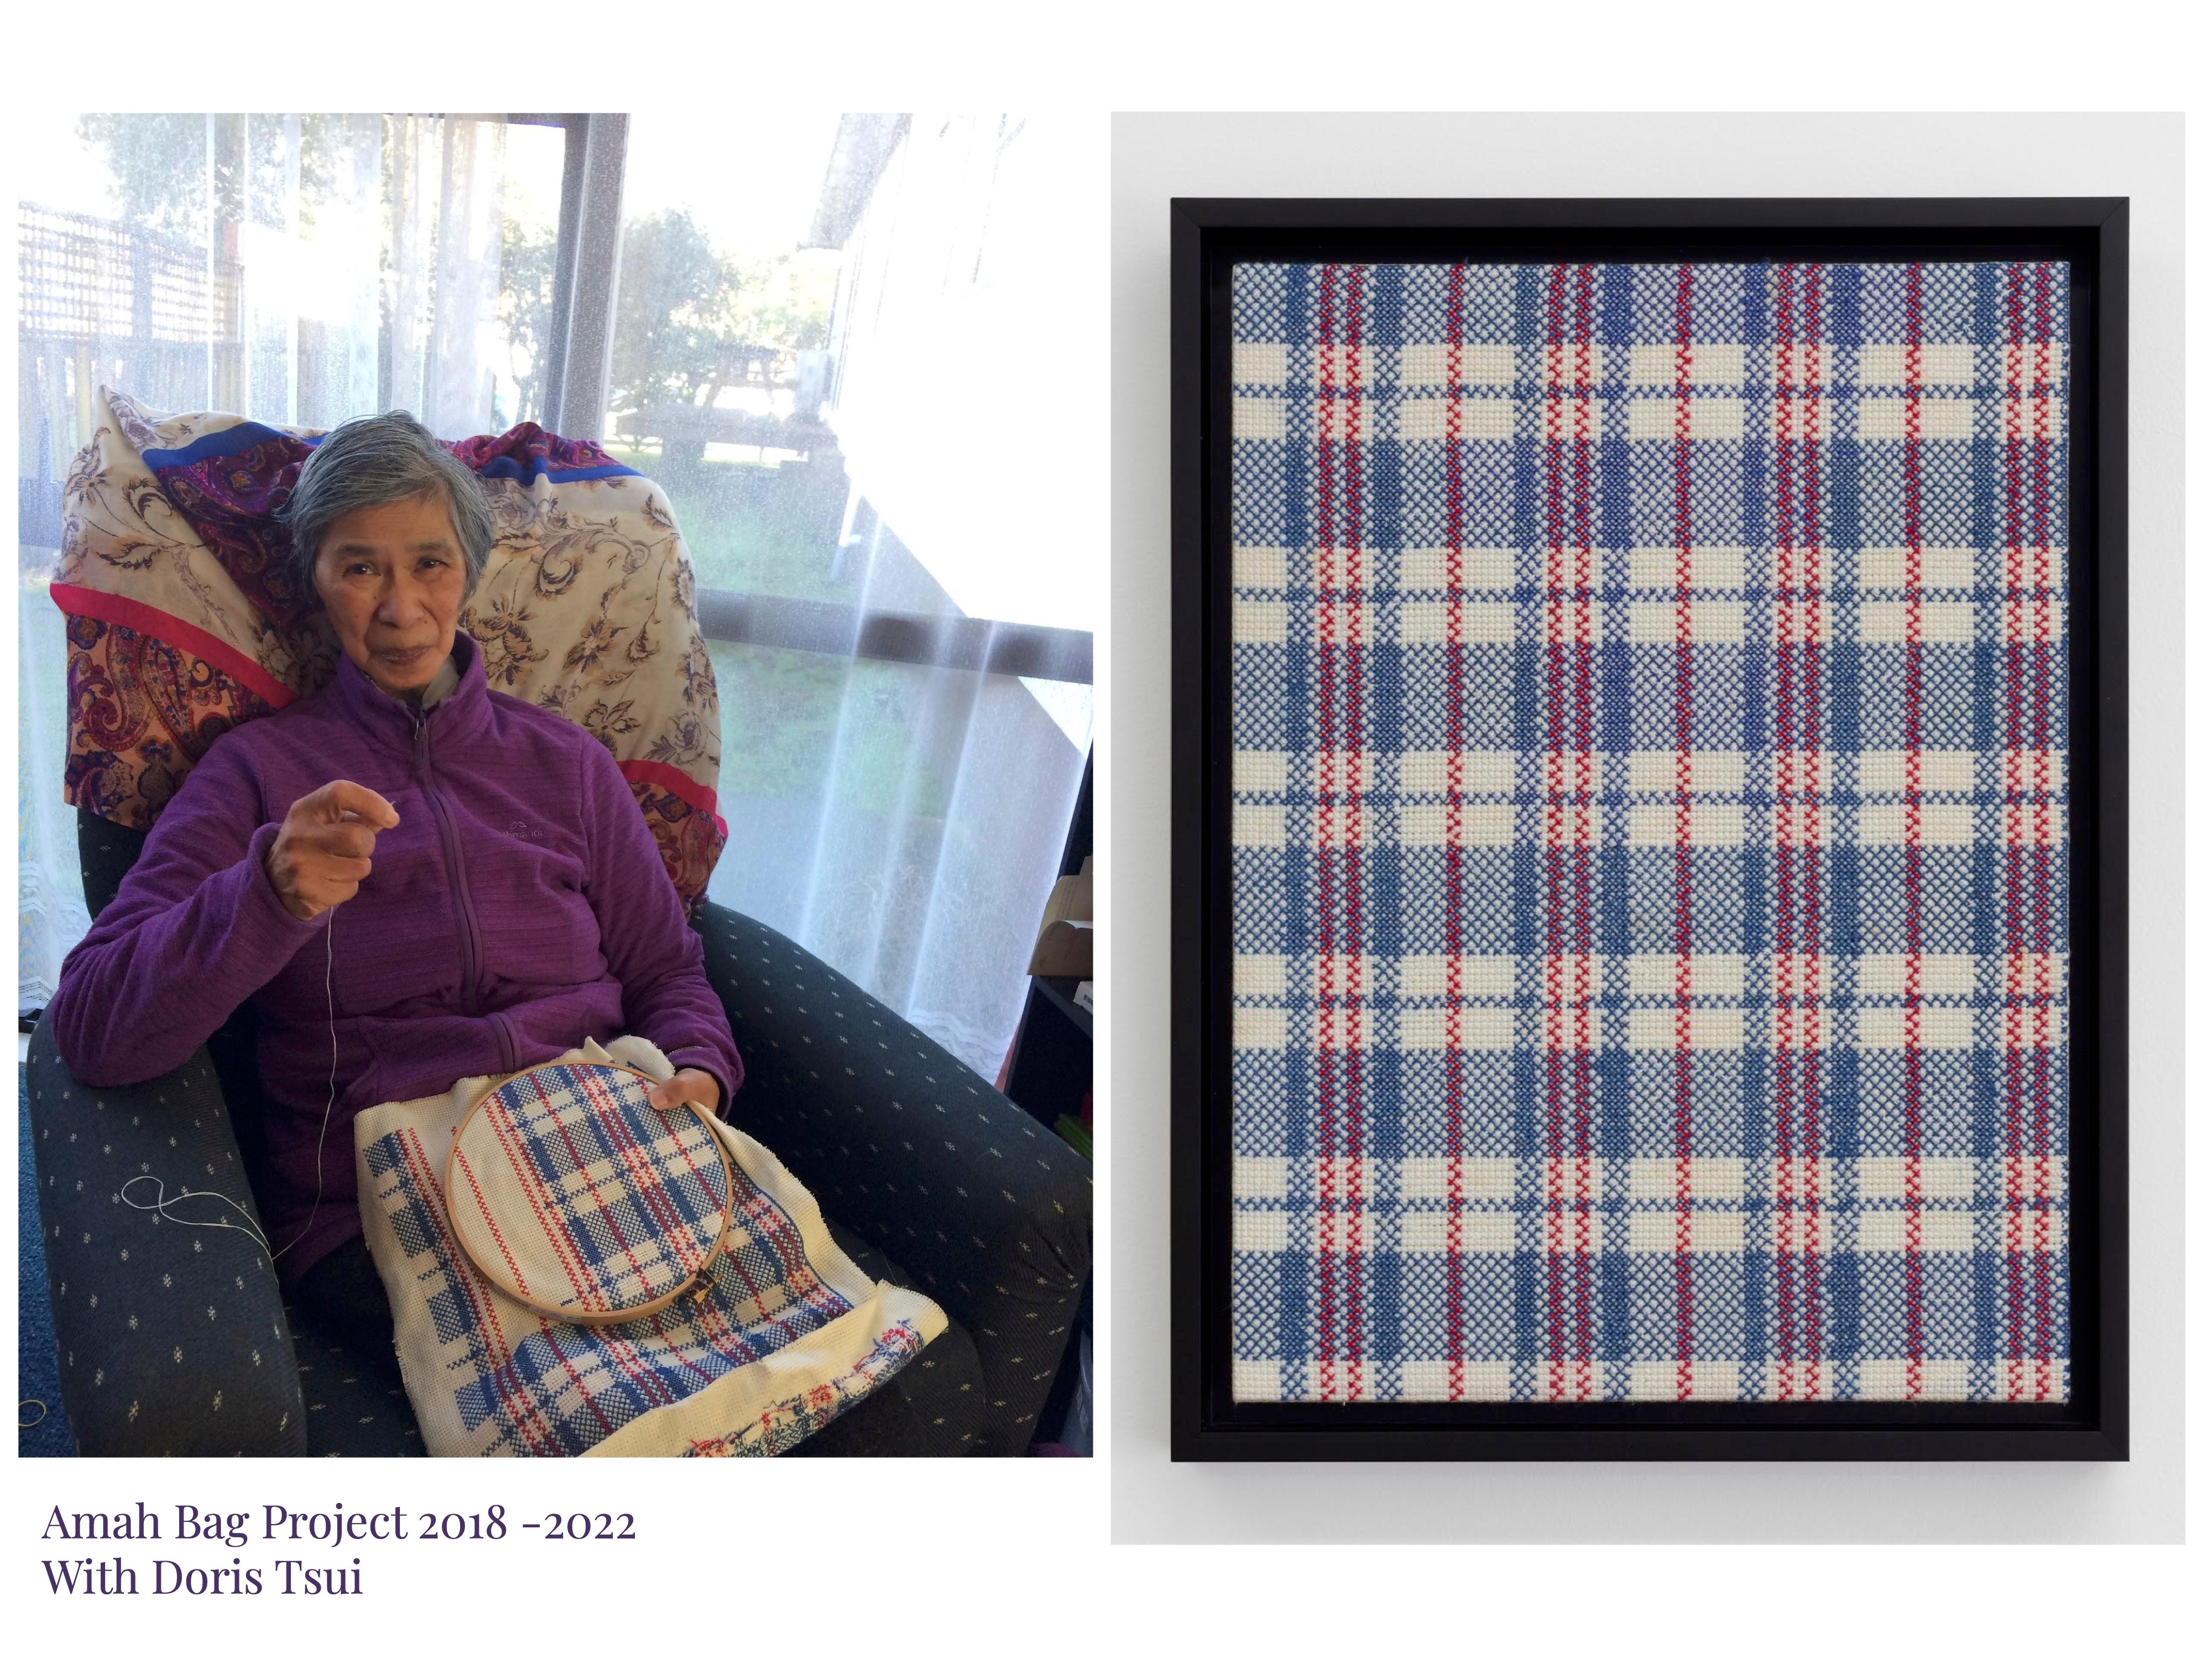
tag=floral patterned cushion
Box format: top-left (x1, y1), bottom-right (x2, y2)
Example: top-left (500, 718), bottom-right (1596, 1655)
top-left (51, 388), bottom-right (726, 906)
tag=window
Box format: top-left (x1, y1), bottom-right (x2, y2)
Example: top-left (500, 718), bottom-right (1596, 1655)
top-left (19, 114), bottom-right (565, 472)
top-left (17, 111), bottom-right (1095, 1082)
top-left (18, 112), bottom-right (565, 1010)
top-left (607, 113), bottom-right (1096, 1074)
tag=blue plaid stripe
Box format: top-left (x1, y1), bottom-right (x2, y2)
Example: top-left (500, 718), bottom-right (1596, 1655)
top-left (1227, 260), bottom-right (2069, 1405)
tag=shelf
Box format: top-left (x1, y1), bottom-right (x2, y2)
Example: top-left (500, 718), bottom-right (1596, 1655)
top-left (1031, 974), bottom-right (1092, 1040)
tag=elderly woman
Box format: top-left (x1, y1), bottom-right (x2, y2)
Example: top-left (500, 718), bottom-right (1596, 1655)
top-left (48, 410), bottom-right (742, 1345)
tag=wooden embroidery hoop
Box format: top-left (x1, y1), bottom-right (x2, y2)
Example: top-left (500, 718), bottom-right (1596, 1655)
top-left (442, 1060), bottom-right (738, 1327)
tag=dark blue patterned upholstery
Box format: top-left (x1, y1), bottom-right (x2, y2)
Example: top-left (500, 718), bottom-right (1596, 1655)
top-left (697, 904), bottom-right (1093, 1455)
top-left (24, 1016), bottom-right (305, 1456)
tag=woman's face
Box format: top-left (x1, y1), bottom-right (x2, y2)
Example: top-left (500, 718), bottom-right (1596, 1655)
top-left (311, 491), bottom-right (468, 698)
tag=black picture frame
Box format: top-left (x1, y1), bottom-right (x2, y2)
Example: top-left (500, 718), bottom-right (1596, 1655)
top-left (1170, 196), bottom-right (2128, 1461)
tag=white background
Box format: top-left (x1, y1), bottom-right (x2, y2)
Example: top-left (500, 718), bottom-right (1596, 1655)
top-left (1109, 111), bottom-right (2184, 1543)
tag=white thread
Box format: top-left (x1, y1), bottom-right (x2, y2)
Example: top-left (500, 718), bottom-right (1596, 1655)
top-left (121, 904), bottom-right (340, 1262)
top-left (119, 1176), bottom-right (274, 1255)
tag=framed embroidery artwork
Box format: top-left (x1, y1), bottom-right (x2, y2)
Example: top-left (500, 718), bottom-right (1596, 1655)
top-left (1170, 198), bottom-right (2126, 1459)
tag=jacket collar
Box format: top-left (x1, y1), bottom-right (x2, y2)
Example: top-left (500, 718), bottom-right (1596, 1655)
top-left (329, 630), bottom-right (495, 752)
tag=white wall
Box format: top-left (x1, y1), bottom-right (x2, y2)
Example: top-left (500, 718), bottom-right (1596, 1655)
top-left (1107, 111), bottom-right (2183, 1542)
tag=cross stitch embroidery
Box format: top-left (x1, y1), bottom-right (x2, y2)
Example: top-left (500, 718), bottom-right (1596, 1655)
top-left (1227, 260), bottom-right (2069, 1406)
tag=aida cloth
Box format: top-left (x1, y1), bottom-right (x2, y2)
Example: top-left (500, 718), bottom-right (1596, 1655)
top-left (1227, 260), bottom-right (2069, 1405)
top-left (358, 1037), bottom-right (947, 1456)
top-left (447, 1062), bottom-right (731, 1318)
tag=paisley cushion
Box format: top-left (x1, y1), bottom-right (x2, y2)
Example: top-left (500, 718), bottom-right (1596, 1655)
top-left (50, 389), bottom-right (726, 907)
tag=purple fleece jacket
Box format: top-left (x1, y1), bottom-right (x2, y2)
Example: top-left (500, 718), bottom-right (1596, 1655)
top-left (49, 632), bottom-right (743, 1287)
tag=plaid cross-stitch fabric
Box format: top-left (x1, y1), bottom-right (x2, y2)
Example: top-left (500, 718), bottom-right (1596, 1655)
top-left (448, 1063), bottom-right (731, 1317)
top-left (1228, 260), bottom-right (2069, 1405)
top-left (358, 1037), bottom-right (948, 1455)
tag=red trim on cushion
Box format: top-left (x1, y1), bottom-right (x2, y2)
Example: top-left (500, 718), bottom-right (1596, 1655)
top-left (50, 582), bottom-right (298, 710)
top-left (54, 583), bottom-right (727, 839)
top-left (619, 758), bottom-right (727, 835)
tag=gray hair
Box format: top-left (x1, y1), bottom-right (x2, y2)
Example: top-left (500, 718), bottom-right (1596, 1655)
top-left (283, 411), bottom-right (494, 599)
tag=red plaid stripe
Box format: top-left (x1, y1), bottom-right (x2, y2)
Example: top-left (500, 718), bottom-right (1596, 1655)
top-left (1540, 263), bottom-right (1601, 1401)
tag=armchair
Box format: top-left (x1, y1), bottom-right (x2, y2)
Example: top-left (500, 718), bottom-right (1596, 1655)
top-left (28, 816), bottom-right (1088, 1457)
top-left (24, 394), bottom-right (1089, 1456)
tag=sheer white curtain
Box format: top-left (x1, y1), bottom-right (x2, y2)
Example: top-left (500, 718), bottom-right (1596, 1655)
top-left (674, 113), bottom-right (1101, 1079)
top-left (15, 113), bottom-right (547, 1011)
top-left (703, 640), bottom-right (1090, 1081)
top-left (18, 588), bottom-right (88, 1014)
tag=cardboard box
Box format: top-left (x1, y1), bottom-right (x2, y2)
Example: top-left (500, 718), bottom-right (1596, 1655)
top-left (1027, 855), bottom-right (1093, 977)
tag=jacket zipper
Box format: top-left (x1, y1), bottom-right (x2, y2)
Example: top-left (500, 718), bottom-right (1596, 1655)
top-left (411, 707), bottom-right (514, 1070)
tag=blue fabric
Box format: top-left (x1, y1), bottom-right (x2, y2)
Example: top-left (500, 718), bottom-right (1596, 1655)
top-left (17, 1073), bottom-right (76, 1457)
top-left (22, 1016), bottom-right (305, 1457)
top-left (140, 421), bottom-right (326, 469)
top-left (472, 456), bottom-right (640, 483)
top-left (1227, 260), bottom-right (2070, 1406)
top-left (141, 422), bottom-right (639, 482)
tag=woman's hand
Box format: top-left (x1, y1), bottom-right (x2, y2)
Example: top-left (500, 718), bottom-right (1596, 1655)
top-left (264, 780), bottom-right (400, 921)
top-left (647, 1068), bottom-right (722, 1118)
